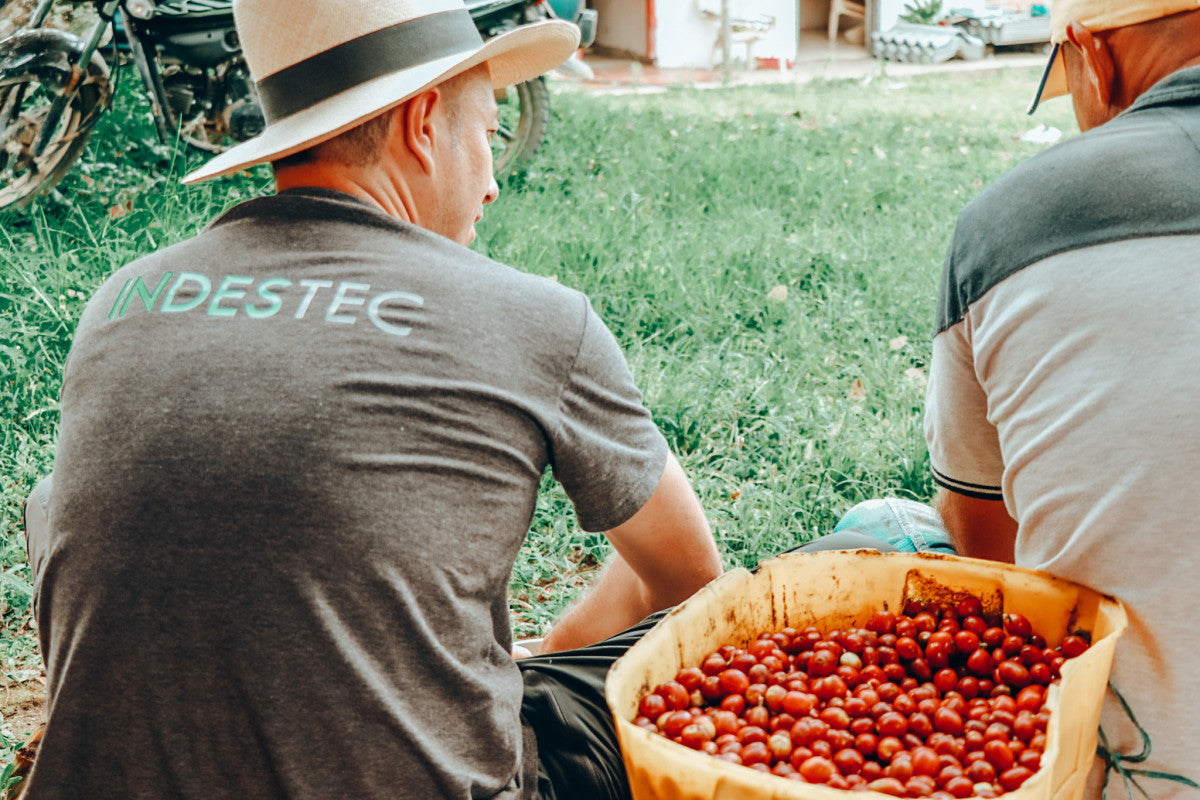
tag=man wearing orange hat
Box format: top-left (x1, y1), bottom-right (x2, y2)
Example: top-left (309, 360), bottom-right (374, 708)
top-left (19, 0), bottom-right (722, 797)
top-left (925, 0), bottom-right (1200, 797)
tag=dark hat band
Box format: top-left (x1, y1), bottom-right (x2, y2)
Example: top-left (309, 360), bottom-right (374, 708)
top-left (256, 8), bottom-right (485, 123)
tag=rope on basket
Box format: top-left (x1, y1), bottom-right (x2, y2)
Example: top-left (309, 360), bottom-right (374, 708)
top-left (1096, 682), bottom-right (1199, 800)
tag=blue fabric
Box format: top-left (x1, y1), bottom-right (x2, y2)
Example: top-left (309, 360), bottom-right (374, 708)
top-left (833, 498), bottom-right (957, 555)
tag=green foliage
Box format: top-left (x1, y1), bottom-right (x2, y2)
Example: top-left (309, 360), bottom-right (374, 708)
top-left (485, 69), bottom-right (1073, 627)
top-left (900, 0), bottom-right (944, 24)
top-left (0, 762), bottom-right (22, 800)
top-left (0, 63), bottom-right (1077, 704)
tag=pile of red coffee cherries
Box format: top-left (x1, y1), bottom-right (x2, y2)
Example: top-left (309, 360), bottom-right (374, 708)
top-left (633, 596), bottom-right (1092, 797)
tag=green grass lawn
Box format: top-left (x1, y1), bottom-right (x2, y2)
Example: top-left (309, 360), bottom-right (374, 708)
top-left (0, 62), bottom-right (1077, 756)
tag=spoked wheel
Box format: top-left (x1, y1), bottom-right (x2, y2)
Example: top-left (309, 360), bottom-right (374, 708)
top-left (492, 75), bottom-right (549, 176)
top-left (0, 33), bottom-right (109, 208)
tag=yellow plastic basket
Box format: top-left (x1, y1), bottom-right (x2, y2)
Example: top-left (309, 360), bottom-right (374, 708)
top-left (605, 550), bottom-right (1127, 800)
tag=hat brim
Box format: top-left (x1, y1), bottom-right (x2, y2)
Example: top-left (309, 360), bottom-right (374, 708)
top-left (182, 19), bottom-right (579, 184)
top-left (1027, 43), bottom-right (1068, 115)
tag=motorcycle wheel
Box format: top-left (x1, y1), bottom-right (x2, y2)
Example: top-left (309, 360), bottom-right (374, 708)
top-left (0, 55), bottom-right (108, 208)
top-left (492, 76), bottom-right (548, 176)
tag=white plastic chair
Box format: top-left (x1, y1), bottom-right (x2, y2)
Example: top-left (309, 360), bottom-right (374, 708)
top-left (828, 0), bottom-right (866, 43)
top-left (697, 0), bottom-right (777, 68)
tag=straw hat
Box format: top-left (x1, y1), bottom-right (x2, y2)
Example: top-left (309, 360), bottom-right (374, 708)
top-left (183, 0), bottom-right (579, 183)
top-left (1028, 0), bottom-right (1200, 113)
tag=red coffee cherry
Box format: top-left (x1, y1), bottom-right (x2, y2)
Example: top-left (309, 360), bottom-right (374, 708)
top-left (1003, 614), bottom-right (1033, 638)
top-left (656, 680), bottom-right (690, 710)
top-left (1060, 634), bottom-right (1090, 658)
top-left (717, 669), bottom-right (749, 696)
top-left (798, 755), bottom-right (835, 783)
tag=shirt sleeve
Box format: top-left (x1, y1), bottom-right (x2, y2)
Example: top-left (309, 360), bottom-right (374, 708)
top-left (924, 319), bottom-right (1005, 501)
top-left (550, 301), bottom-right (669, 532)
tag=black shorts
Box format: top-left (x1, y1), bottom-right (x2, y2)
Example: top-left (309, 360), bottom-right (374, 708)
top-left (516, 529), bottom-right (905, 800)
top-left (518, 609), bottom-right (666, 800)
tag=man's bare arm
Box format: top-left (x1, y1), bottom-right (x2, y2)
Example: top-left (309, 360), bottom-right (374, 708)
top-left (538, 454), bottom-right (722, 654)
top-left (934, 488), bottom-right (1018, 563)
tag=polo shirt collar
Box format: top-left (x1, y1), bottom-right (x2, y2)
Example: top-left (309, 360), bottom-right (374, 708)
top-left (1123, 64), bottom-right (1200, 115)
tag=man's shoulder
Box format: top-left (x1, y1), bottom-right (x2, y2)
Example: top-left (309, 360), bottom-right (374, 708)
top-left (193, 188), bottom-right (578, 294)
top-left (938, 96), bottom-right (1200, 331)
top-left (83, 189), bottom-right (588, 331)
top-left (232, 190), bottom-right (596, 333)
top-left (963, 94), bottom-right (1200, 226)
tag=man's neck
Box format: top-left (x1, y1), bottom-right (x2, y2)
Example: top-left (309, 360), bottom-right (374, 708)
top-left (273, 162), bottom-right (418, 223)
top-left (1108, 12), bottom-right (1200, 108)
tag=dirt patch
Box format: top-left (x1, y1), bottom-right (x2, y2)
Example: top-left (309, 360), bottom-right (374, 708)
top-left (2, 683), bottom-right (45, 746)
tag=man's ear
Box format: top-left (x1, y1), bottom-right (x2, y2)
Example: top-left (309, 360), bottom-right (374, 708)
top-left (400, 89), bottom-right (440, 175)
top-left (1065, 20), bottom-right (1115, 108)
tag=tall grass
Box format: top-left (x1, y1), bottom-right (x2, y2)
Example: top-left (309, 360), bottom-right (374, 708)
top-left (497, 67), bottom-right (1075, 628)
top-left (0, 64), bottom-right (1077, 743)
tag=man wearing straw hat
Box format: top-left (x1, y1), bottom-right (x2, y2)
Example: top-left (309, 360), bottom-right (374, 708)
top-left (19, 0), bottom-right (723, 797)
top-left (922, 0), bottom-right (1200, 796)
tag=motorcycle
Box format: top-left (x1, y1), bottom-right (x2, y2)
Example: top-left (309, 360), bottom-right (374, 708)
top-left (0, 0), bottom-right (596, 209)
top-left (471, 0), bottom-right (596, 174)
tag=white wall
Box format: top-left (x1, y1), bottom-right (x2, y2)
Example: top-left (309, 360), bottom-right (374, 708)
top-left (876, 0), bottom-right (904, 31)
top-left (654, 0), bottom-right (799, 68)
top-left (591, 0), bottom-right (649, 58)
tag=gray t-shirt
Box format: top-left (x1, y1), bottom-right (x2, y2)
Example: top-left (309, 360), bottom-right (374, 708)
top-left (926, 68), bottom-right (1200, 798)
top-left (26, 188), bottom-right (668, 799)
